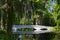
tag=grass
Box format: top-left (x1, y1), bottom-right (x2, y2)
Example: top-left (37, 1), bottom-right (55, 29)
top-left (0, 30), bottom-right (8, 40)
top-left (0, 30), bottom-right (15, 40)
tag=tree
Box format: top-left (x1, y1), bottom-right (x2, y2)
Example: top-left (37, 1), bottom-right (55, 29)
top-left (7, 0), bottom-right (13, 40)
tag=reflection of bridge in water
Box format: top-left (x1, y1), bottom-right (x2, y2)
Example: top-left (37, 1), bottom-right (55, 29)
top-left (12, 25), bottom-right (54, 34)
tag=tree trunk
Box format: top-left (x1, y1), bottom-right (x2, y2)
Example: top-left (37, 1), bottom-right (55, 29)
top-left (0, 10), bottom-right (4, 30)
top-left (7, 0), bottom-right (13, 40)
top-left (0, 10), bottom-right (1, 30)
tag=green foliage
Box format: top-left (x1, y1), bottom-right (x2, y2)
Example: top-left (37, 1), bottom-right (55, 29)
top-left (17, 28), bottom-right (34, 32)
top-left (43, 13), bottom-right (56, 26)
top-left (0, 30), bottom-right (16, 40)
top-left (0, 30), bottom-right (8, 40)
top-left (0, 0), bottom-right (60, 40)
top-left (57, 0), bottom-right (60, 4)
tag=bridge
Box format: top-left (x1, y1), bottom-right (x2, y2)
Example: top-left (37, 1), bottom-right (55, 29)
top-left (12, 25), bottom-right (54, 34)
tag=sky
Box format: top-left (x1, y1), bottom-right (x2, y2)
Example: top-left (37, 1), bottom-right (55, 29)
top-left (48, 0), bottom-right (56, 12)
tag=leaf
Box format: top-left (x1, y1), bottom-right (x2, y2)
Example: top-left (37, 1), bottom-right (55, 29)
top-left (35, 0), bottom-right (39, 2)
